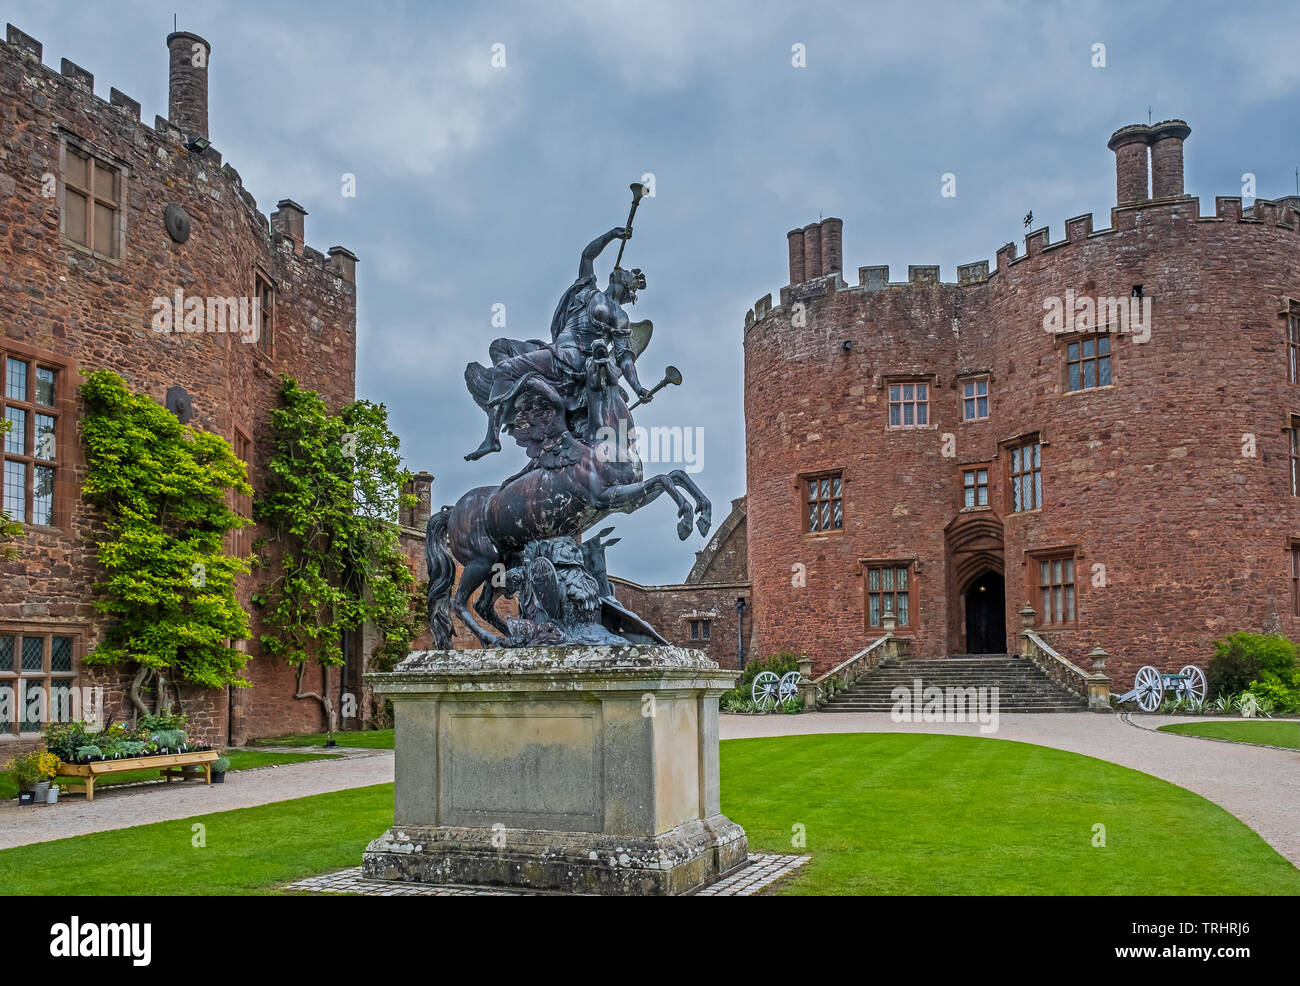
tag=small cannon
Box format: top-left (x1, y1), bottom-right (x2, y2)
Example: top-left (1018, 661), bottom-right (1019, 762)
top-left (1115, 664), bottom-right (1206, 712)
top-left (752, 670), bottom-right (802, 710)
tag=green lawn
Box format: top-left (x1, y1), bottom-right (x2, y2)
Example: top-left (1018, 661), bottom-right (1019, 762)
top-left (720, 734), bottom-right (1300, 895)
top-left (2, 733), bottom-right (1296, 895)
top-left (249, 728), bottom-right (394, 749)
top-left (0, 749), bottom-right (337, 801)
top-left (0, 785), bottom-right (391, 895)
top-left (1157, 719), bottom-right (1300, 749)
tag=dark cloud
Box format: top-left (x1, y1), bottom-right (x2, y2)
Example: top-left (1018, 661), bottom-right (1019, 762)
top-left (16, 0), bottom-right (1300, 581)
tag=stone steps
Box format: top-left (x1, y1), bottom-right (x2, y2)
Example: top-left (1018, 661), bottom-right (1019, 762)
top-left (821, 654), bottom-right (1087, 714)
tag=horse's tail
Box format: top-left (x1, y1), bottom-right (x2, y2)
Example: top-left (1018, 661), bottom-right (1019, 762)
top-left (425, 506), bottom-right (456, 650)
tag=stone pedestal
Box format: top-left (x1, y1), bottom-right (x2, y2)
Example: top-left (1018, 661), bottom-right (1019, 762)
top-left (361, 645), bottom-right (748, 895)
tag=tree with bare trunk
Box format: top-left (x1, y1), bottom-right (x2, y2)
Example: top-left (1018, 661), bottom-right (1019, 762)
top-left (253, 377), bottom-right (421, 740)
top-left (78, 371), bottom-right (253, 719)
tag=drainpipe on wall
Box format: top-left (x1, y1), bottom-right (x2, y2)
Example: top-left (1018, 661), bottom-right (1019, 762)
top-left (734, 597), bottom-right (747, 671)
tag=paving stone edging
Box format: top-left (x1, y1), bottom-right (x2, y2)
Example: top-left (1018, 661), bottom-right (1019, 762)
top-left (284, 853), bottom-right (811, 897)
top-left (1121, 712), bottom-right (1300, 753)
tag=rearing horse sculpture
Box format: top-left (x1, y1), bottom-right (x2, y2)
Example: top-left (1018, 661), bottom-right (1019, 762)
top-left (427, 365), bottom-right (710, 648)
top-left (427, 203), bottom-right (711, 651)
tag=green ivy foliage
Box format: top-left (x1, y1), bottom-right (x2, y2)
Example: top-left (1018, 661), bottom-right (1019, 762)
top-left (79, 369), bottom-right (252, 688)
top-left (254, 376), bottom-right (419, 672)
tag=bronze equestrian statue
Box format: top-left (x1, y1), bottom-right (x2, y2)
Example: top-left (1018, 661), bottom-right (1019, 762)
top-left (426, 185), bottom-right (710, 649)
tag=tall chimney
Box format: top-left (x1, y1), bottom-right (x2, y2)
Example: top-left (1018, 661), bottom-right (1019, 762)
top-left (1107, 124), bottom-right (1151, 207)
top-left (167, 31), bottom-right (211, 141)
top-left (786, 228), bottom-right (806, 284)
top-left (271, 199), bottom-right (308, 252)
top-left (1148, 120), bottom-right (1191, 198)
top-left (401, 471), bottom-right (435, 528)
top-left (819, 217), bottom-right (843, 277)
top-left (801, 223), bottom-right (822, 282)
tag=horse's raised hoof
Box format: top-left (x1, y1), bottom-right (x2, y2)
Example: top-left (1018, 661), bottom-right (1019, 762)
top-left (696, 514), bottom-right (712, 537)
top-left (677, 516), bottom-right (693, 540)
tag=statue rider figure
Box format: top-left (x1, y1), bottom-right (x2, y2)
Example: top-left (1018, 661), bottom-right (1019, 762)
top-left (464, 226), bottom-right (655, 462)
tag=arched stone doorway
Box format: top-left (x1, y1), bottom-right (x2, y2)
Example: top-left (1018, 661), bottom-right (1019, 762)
top-left (944, 512), bottom-right (1006, 655)
top-left (963, 570), bottom-right (1006, 654)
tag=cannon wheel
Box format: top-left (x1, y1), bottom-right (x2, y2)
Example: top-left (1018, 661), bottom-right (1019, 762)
top-left (778, 671), bottom-right (801, 704)
top-left (1133, 665), bottom-right (1164, 713)
top-left (1178, 665), bottom-right (1207, 704)
top-left (752, 671), bottom-right (780, 709)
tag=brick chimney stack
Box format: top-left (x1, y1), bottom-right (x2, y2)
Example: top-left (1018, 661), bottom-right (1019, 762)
top-left (819, 217), bottom-right (843, 277)
top-left (801, 222), bottom-right (822, 282)
top-left (1108, 124), bottom-right (1152, 207)
top-left (787, 228), bottom-right (806, 284)
top-left (1149, 120), bottom-right (1191, 198)
top-left (166, 31), bottom-right (211, 141)
top-left (401, 472), bottom-right (435, 528)
top-left (271, 199), bottom-right (307, 252)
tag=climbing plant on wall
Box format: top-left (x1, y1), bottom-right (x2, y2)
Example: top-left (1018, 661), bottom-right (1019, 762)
top-left (254, 375), bottom-right (419, 733)
top-left (0, 417), bottom-right (22, 557)
top-left (79, 369), bottom-right (252, 714)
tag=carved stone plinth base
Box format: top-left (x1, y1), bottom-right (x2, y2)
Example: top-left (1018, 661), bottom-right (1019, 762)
top-left (361, 645), bottom-right (747, 896)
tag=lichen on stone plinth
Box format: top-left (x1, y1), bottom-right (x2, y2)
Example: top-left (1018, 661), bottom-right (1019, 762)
top-left (362, 645), bottom-right (747, 896)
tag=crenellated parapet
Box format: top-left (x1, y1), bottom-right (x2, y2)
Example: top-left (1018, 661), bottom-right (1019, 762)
top-left (2, 22), bottom-right (356, 283)
top-left (752, 119), bottom-right (1299, 333)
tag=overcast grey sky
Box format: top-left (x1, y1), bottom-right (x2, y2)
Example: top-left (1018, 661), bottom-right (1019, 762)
top-left (12, 0), bottom-right (1300, 582)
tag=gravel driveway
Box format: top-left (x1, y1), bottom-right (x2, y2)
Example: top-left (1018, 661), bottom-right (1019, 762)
top-left (0, 749), bottom-right (393, 851)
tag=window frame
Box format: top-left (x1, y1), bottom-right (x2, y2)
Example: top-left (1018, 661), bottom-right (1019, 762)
top-left (863, 560), bottom-right (916, 632)
top-left (1031, 552), bottom-right (1077, 626)
top-left (1289, 313), bottom-right (1300, 385)
top-left (887, 379), bottom-right (931, 428)
top-left (960, 375), bottom-right (990, 422)
top-left (254, 269), bottom-right (275, 357)
top-left (1005, 437), bottom-right (1043, 514)
top-left (59, 137), bottom-right (125, 261)
top-left (800, 470), bottom-right (844, 534)
top-left (1291, 543), bottom-right (1300, 619)
top-left (0, 626), bottom-right (81, 738)
top-left (1064, 333), bottom-right (1112, 393)
top-left (1290, 424), bottom-right (1300, 498)
top-left (962, 465), bottom-right (990, 509)
top-left (231, 425), bottom-right (254, 557)
top-left (688, 618), bottom-right (711, 642)
top-left (2, 344), bottom-right (70, 530)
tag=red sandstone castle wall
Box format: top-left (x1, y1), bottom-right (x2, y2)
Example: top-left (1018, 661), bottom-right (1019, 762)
top-left (745, 178), bottom-right (1300, 685)
top-left (0, 28), bottom-right (358, 748)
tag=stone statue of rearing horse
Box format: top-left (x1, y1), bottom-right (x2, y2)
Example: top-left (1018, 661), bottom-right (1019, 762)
top-left (426, 215), bottom-right (710, 649)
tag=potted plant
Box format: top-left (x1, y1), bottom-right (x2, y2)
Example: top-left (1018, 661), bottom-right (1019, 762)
top-left (211, 756), bottom-right (231, 784)
top-left (5, 752), bottom-right (44, 805)
top-left (33, 751), bottom-right (61, 802)
top-left (47, 783), bottom-right (60, 804)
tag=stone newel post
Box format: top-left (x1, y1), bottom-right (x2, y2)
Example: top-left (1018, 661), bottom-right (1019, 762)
top-left (797, 655), bottom-right (816, 710)
top-left (1018, 604), bottom-right (1037, 659)
top-left (1087, 646), bottom-right (1112, 713)
top-left (881, 612), bottom-right (904, 660)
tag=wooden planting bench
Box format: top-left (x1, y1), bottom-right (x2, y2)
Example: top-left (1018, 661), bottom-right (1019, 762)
top-left (56, 750), bottom-right (219, 801)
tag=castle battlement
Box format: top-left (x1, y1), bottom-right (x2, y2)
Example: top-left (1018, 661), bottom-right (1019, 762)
top-left (747, 120), bottom-right (1299, 332)
top-left (3, 23), bottom-right (356, 284)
